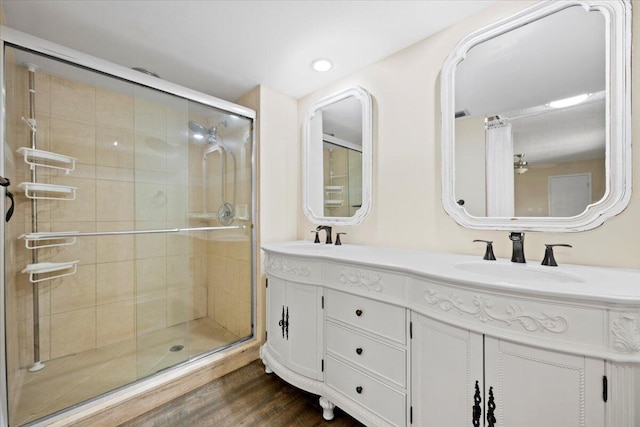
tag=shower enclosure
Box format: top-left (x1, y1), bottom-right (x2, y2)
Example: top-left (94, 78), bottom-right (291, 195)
top-left (0, 29), bottom-right (255, 426)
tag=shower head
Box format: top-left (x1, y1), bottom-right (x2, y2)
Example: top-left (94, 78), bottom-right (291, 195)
top-left (189, 120), bottom-right (206, 134)
top-left (189, 121), bottom-right (207, 141)
top-left (188, 120), bottom-right (228, 145)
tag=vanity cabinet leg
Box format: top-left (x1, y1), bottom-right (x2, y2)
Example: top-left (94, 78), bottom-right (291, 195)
top-left (261, 354), bottom-right (273, 374)
top-left (319, 396), bottom-right (336, 420)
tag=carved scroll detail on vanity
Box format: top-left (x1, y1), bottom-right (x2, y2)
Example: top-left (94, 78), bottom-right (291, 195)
top-left (339, 268), bottom-right (384, 292)
top-left (423, 290), bottom-right (569, 333)
top-left (266, 255), bottom-right (311, 277)
top-left (612, 314), bottom-right (640, 353)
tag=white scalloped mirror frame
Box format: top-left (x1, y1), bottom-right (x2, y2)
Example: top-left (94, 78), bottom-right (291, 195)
top-left (441, 0), bottom-right (631, 232)
top-left (302, 86), bottom-right (373, 226)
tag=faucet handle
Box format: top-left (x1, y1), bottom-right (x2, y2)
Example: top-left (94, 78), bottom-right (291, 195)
top-left (541, 244), bottom-right (572, 267)
top-left (311, 230), bottom-right (320, 244)
top-left (473, 240), bottom-right (496, 261)
top-left (335, 232), bottom-right (346, 246)
top-left (509, 232), bottom-right (524, 241)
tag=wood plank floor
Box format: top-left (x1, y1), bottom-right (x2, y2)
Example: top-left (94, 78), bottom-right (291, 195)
top-left (120, 360), bottom-right (364, 426)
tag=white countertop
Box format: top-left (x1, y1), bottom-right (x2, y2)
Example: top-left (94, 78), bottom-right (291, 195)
top-left (262, 240), bottom-right (640, 306)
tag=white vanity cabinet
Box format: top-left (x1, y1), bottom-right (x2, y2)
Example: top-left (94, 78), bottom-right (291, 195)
top-left (411, 313), bottom-right (605, 427)
top-left (261, 241), bottom-right (640, 427)
top-left (266, 276), bottom-right (323, 380)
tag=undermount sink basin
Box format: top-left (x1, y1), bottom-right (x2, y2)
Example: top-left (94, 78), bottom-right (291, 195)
top-left (455, 262), bottom-right (584, 284)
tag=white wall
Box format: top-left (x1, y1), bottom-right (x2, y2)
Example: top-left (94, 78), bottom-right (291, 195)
top-left (295, 0), bottom-right (640, 270)
top-left (237, 85), bottom-right (299, 245)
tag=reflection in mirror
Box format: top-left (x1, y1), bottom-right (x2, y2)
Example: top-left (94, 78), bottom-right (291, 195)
top-left (323, 139), bottom-right (362, 217)
top-left (303, 87), bottom-right (372, 226)
top-left (455, 5), bottom-right (605, 218)
top-left (441, 1), bottom-right (631, 231)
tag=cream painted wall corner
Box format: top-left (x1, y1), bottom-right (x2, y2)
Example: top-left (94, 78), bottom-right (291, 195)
top-left (236, 85), bottom-right (298, 346)
top-left (296, 0), bottom-right (640, 270)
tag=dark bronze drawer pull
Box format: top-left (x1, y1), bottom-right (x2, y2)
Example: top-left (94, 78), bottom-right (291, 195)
top-left (355, 309), bottom-right (363, 317)
top-left (356, 386), bottom-right (363, 394)
top-left (356, 347), bottom-right (363, 355)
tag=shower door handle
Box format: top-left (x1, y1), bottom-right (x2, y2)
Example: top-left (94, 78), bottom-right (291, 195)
top-left (1, 176), bottom-right (14, 222)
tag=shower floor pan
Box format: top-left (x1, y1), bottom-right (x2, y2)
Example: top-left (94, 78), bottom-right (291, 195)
top-left (10, 318), bottom-right (239, 426)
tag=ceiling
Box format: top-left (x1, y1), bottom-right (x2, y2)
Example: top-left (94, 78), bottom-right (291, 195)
top-left (0, 1), bottom-right (495, 102)
top-left (456, 5), bottom-right (605, 117)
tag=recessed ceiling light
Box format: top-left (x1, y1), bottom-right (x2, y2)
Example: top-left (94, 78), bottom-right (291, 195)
top-left (548, 93), bottom-right (590, 109)
top-left (311, 59), bottom-right (333, 72)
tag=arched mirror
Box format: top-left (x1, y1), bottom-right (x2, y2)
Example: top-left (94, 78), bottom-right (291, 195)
top-left (441, 0), bottom-right (631, 232)
top-left (303, 86), bottom-right (372, 226)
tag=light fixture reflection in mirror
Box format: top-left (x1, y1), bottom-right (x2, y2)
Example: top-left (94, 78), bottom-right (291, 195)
top-left (441, 0), bottom-right (631, 231)
top-left (303, 86), bottom-right (372, 226)
top-left (514, 154), bottom-right (528, 175)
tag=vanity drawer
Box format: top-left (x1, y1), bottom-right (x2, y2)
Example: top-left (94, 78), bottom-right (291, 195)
top-left (326, 289), bottom-right (406, 344)
top-left (326, 322), bottom-right (406, 388)
top-left (326, 356), bottom-right (405, 427)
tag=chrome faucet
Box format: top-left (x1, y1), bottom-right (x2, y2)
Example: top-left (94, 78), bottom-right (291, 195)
top-left (316, 225), bottom-right (332, 244)
top-left (509, 232), bottom-right (525, 263)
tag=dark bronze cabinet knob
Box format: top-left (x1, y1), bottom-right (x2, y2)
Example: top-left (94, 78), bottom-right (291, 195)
top-left (355, 309), bottom-right (363, 317)
top-left (356, 347), bottom-right (363, 355)
top-left (356, 386), bottom-right (363, 394)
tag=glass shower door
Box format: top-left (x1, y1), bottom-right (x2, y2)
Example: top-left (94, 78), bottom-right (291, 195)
top-left (133, 87), bottom-right (191, 377)
top-left (3, 43), bottom-right (254, 426)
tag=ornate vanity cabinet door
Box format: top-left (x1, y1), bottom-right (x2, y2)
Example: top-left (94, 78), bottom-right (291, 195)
top-left (286, 281), bottom-right (323, 379)
top-left (411, 313), bottom-right (605, 427)
top-left (411, 313), bottom-right (483, 427)
top-left (483, 338), bottom-right (605, 427)
top-left (266, 276), bottom-right (288, 362)
top-left (264, 253), bottom-right (323, 381)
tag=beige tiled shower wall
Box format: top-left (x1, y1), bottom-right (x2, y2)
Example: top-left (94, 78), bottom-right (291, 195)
top-left (206, 123), bottom-right (253, 338)
top-left (207, 238), bottom-right (252, 338)
top-left (7, 65), bottom-right (250, 369)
